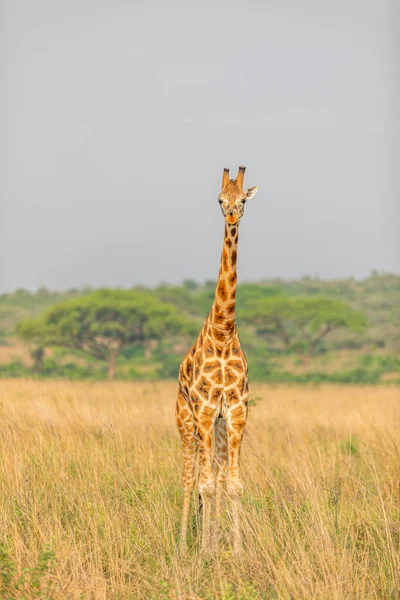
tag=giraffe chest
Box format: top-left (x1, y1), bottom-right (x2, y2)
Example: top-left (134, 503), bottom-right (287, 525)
top-left (179, 336), bottom-right (248, 411)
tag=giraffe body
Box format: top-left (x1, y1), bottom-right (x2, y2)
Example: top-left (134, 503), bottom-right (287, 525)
top-left (176, 166), bottom-right (258, 553)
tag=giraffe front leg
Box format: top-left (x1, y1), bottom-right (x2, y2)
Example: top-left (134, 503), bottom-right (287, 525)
top-left (227, 404), bottom-right (247, 555)
top-left (176, 390), bottom-right (196, 553)
top-left (212, 417), bottom-right (228, 550)
top-left (197, 416), bottom-right (216, 553)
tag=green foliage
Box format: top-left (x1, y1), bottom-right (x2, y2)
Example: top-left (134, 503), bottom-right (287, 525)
top-left (182, 278), bottom-right (199, 290)
top-left (247, 394), bottom-right (264, 408)
top-left (1, 275), bottom-right (400, 384)
top-left (156, 353), bottom-right (183, 379)
top-left (0, 544), bottom-right (56, 598)
top-left (340, 437), bottom-right (360, 457)
top-left (16, 289), bottom-right (196, 379)
top-left (240, 296), bottom-right (367, 359)
top-left (236, 283), bottom-right (282, 306)
top-left (40, 289), bottom-right (192, 351)
top-left (219, 582), bottom-right (259, 600)
top-left (358, 353), bottom-right (400, 372)
top-left (153, 285), bottom-right (197, 314)
top-left (0, 361), bottom-right (30, 378)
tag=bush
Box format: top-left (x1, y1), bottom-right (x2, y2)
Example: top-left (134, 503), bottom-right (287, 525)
top-left (0, 361), bottom-right (30, 378)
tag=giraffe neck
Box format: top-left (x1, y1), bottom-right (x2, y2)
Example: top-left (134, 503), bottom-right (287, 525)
top-left (208, 223), bottom-right (239, 344)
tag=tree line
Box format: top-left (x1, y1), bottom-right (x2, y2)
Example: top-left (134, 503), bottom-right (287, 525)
top-left (16, 287), bottom-right (367, 379)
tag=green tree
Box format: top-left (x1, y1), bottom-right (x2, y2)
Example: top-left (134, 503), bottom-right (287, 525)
top-left (240, 296), bottom-right (367, 363)
top-left (17, 289), bottom-right (196, 379)
top-left (16, 317), bottom-right (48, 372)
top-left (182, 279), bottom-right (199, 291)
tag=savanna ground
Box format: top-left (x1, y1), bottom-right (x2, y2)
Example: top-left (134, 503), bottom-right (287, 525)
top-left (0, 381), bottom-right (399, 599)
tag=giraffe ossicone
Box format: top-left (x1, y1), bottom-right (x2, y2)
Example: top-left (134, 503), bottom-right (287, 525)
top-left (176, 165), bottom-right (259, 554)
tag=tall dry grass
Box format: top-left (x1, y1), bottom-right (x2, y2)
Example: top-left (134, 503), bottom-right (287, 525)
top-left (0, 380), bottom-right (399, 599)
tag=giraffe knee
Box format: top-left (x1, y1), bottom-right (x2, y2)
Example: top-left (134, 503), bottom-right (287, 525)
top-left (199, 476), bottom-right (216, 498)
top-left (226, 478), bottom-right (243, 498)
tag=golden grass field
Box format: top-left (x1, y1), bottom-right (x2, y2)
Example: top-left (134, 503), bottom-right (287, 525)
top-left (0, 380), bottom-right (399, 599)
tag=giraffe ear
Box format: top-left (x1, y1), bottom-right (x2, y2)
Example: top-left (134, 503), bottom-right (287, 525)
top-left (245, 186), bottom-right (258, 200)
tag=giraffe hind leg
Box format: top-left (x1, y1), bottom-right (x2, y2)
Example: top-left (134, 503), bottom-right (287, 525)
top-left (226, 403), bottom-right (247, 555)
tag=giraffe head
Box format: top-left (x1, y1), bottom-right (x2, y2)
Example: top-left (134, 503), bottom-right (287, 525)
top-left (218, 166), bottom-right (258, 225)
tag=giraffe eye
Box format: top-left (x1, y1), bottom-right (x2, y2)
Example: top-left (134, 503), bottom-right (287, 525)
top-left (218, 199), bottom-right (223, 205)
top-left (241, 198), bottom-right (247, 204)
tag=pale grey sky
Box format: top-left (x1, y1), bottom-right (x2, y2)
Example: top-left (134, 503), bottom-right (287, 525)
top-left (0, 0), bottom-right (399, 293)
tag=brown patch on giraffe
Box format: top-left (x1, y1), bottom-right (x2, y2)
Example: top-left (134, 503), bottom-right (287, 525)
top-left (234, 234), bottom-right (238, 244)
top-left (228, 272), bottom-right (237, 287)
top-left (231, 339), bottom-right (241, 356)
top-left (223, 346), bottom-right (231, 360)
top-left (232, 420), bottom-right (246, 434)
top-left (196, 377), bottom-right (211, 400)
top-left (227, 359), bottom-right (243, 371)
top-left (225, 301), bottom-right (236, 315)
top-left (201, 415), bottom-right (213, 430)
top-left (217, 279), bottom-right (228, 301)
top-left (203, 337), bottom-right (215, 357)
top-left (230, 406), bottom-right (245, 419)
top-left (224, 322), bottom-right (236, 335)
top-left (211, 368), bottom-right (223, 385)
top-left (213, 310), bottom-right (226, 325)
top-left (237, 376), bottom-right (246, 395)
top-left (194, 350), bottom-right (202, 376)
top-left (202, 405), bottom-right (215, 418)
top-left (184, 358), bottom-right (193, 379)
top-left (178, 392), bottom-right (187, 407)
top-left (215, 345), bottom-right (223, 357)
top-left (180, 408), bottom-right (191, 421)
top-left (176, 416), bottom-right (183, 427)
top-left (212, 328), bottom-right (230, 343)
top-left (231, 250), bottom-right (237, 266)
top-left (225, 367), bottom-right (236, 385)
top-left (226, 238), bottom-right (232, 248)
top-left (190, 391), bottom-right (202, 410)
top-left (179, 382), bottom-right (187, 396)
top-left (203, 360), bottom-right (220, 373)
top-left (210, 388), bottom-right (222, 404)
top-left (230, 436), bottom-right (240, 449)
top-left (222, 249), bottom-right (229, 272)
top-left (230, 227), bottom-right (237, 237)
top-left (225, 388), bottom-right (239, 404)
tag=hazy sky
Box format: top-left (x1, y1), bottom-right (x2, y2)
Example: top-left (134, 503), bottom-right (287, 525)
top-left (1, 0), bottom-right (398, 293)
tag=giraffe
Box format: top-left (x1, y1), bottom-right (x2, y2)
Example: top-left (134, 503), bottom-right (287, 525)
top-left (176, 165), bottom-right (258, 554)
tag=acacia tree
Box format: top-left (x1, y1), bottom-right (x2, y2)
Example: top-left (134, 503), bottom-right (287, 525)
top-left (17, 289), bottom-right (196, 379)
top-left (240, 296), bottom-right (367, 363)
